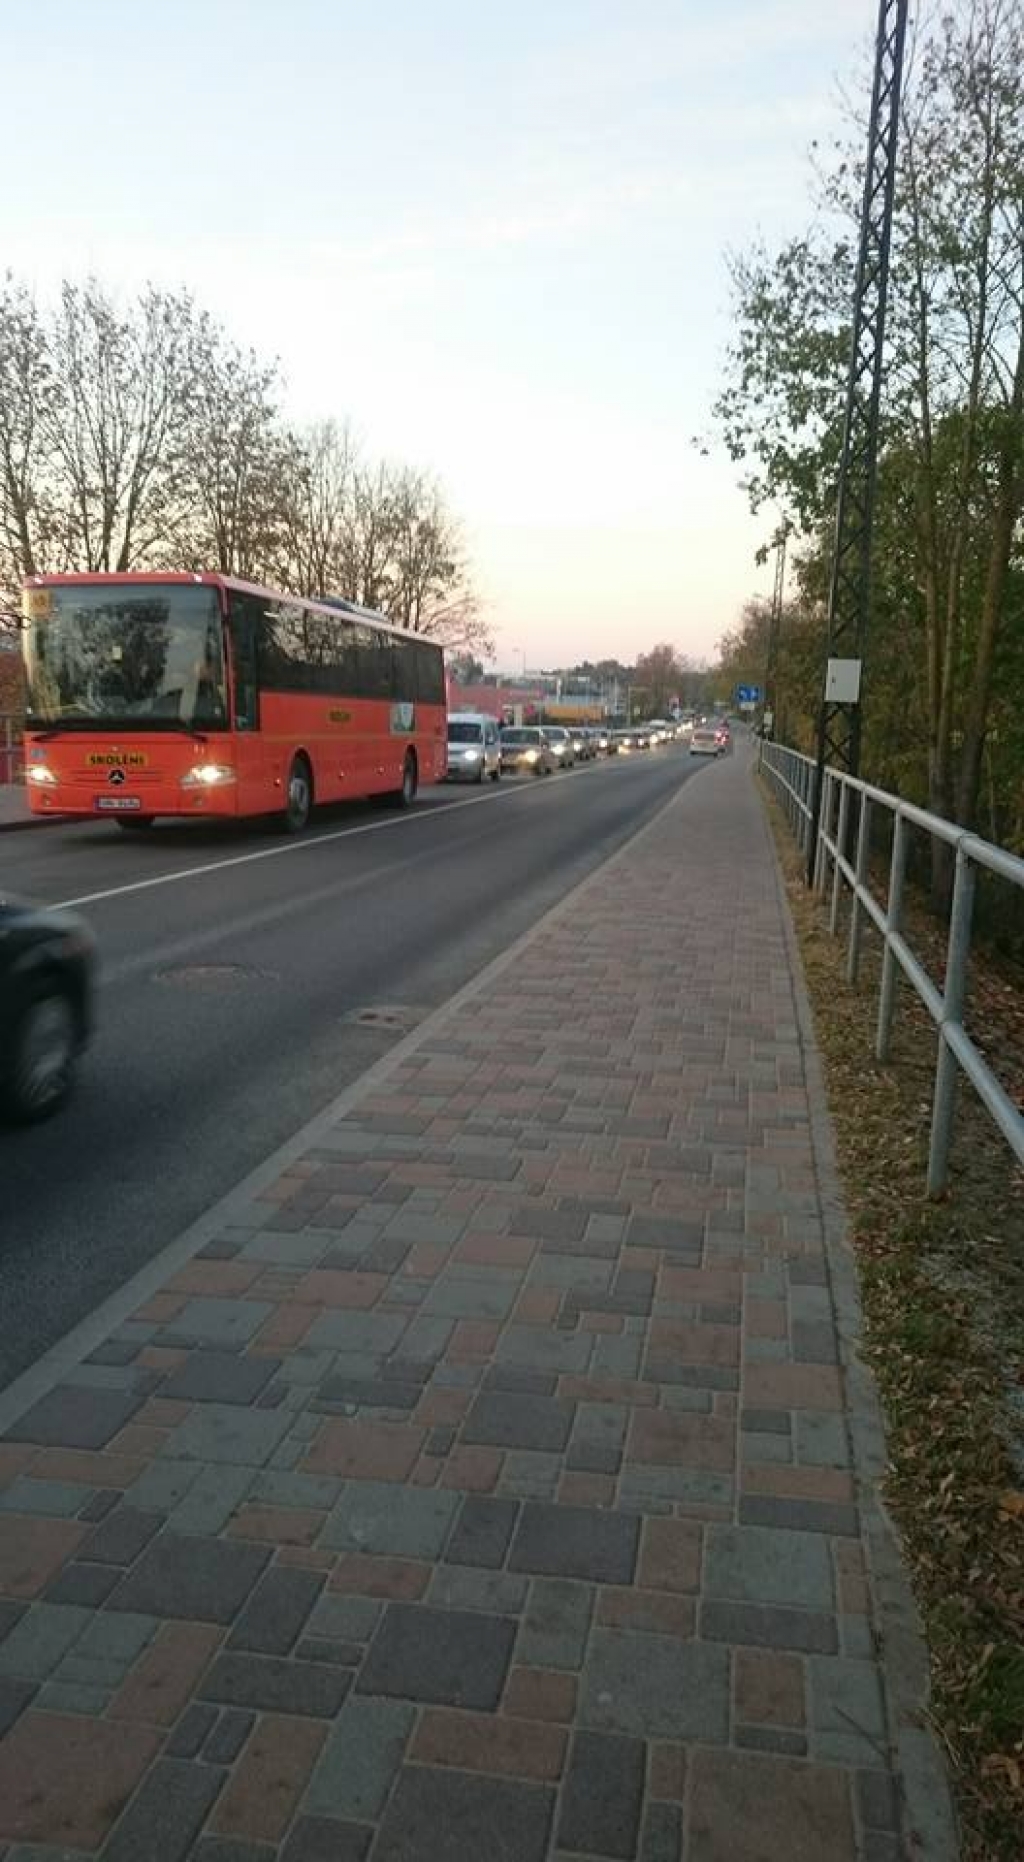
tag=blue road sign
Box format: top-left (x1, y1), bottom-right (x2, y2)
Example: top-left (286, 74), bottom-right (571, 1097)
top-left (736, 684), bottom-right (762, 704)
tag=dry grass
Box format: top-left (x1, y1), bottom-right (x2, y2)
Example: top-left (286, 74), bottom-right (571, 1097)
top-left (764, 785), bottom-right (1024, 1862)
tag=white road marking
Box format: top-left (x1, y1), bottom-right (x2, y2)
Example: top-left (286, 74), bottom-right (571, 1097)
top-left (50, 769), bottom-right (581, 912)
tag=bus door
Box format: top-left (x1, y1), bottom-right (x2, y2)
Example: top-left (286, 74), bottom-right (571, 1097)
top-left (226, 592), bottom-right (267, 815)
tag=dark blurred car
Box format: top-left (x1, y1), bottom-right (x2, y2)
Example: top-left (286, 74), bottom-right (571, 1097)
top-left (0, 898), bottom-right (95, 1121)
top-left (569, 728), bottom-right (593, 762)
top-left (500, 727), bottom-right (557, 776)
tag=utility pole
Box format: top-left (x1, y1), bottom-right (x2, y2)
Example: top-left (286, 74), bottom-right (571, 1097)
top-left (806, 0), bottom-right (910, 884)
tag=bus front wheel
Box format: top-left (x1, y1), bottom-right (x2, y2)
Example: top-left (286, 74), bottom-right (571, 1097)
top-left (386, 752), bottom-right (418, 809)
top-left (283, 756), bottom-right (313, 833)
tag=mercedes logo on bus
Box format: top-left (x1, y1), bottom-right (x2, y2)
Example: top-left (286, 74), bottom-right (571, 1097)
top-left (108, 768), bottom-right (126, 785)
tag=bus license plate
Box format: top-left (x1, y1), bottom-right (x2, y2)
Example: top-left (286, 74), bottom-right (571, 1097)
top-left (95, 795), bottom-right (142, 811)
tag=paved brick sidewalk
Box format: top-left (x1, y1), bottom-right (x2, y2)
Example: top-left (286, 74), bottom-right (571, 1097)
top-left (0, 752), bottom-right (953, 1861)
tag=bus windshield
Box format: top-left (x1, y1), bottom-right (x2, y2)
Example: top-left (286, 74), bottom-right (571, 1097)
top-left (24, 584), bottom-right (228, 730)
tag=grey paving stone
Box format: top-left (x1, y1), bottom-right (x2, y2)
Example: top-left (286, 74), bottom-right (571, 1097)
top-left (528, 1256), bottom-right (613, 1290)
top-left (45, 1562), bottom-right (122, 1608)
top-left (0, 1477), bottom-right (93, 1517)
top-left (123, 1461), bottom-right (202, 1512)
top-left (428, 1567), bottom-right (528, 1615)
top-left (3, 1383), bottom-right (143, 1449)
top-left (200, 1651), bottom-right (352, 1717)
top-left (171, 1297), bottom-right (272, 1347)
top-left (423, 1274), bottom-right (520, 1320)
top-left (740, 1408), bottom-right (792, 1436)
top-left (169, 1465), bottom-right (254, 1536)
top-left (80, 1507), bottom-right (164, 1566)
top-left (203, 1706), bottom-right (255, 1764)
top-left (736, 1724), bottom-right (808, 1756)
top-left (738, 1494), bottom-right (860, 1537)
top-left (192, 1840), bottom-right (278, 1862)
top-left (0, 1675), bottom-right (35, 1737)
top-left (280, 1819), bottom-right (372, 1862)
top-left (856, 1769), bottom-right (901, 1831)
top-left (794, 1412), bottom-right (852, 1468)
top-left (87, 1337), bottom-right (142, 1367)
top-left (99, 1757), bottom-right (224, 1862)
top-left (496, 1326), bottom-right (593, 1374)
top-left (627, 1213), bottom-right (704, 1251)
top-left (315, 1374), bottom-right (420, 1411)
top-left (705, 1524), bottom-right (835, 1609)
top-left (0, 1601), bottom-right (26, 1643)
top-left (165, 1700), bottom-right (219, 1759)
top-left (240, 1229), bottom-right (332, 1266)
top-left (75, 1609), bottom-right (156, 1665)
top-left (509, 1502), bottom-right (639, 1585)
top-left (557, 1730), bottom-right (645, 1859)
top-left (0, 1604), bottom-right (91, 1680)
top-left (228, 1564), bottom-right (324, 1655)
top-left (63, 1364), bottom-right (159, 1394)
top-left (108, 1532), bottom-right (269, 1623)
top-left (322, 1481), bottom-right (459, 1560)
top-left (304, 1697), bottom-right (415, 1819)
top-left (517, 1578), bottom-right (593, 1669)
top-left (394, 1315), bottom-right (455, 1363)
top-left (37, 1679), bottom-right (113, 1715)
top-left (482, 1367), bottom-right (559, 1397)
top-left (305, 1312), bottom-right (409, 1355)
top-left (700, 1599), bottom-right (839, 1654)
top-left (809, 1655), bottom-right (889, 1765)
top-left (592, 1334), bottom-right (642, 1380)
top-left (308, 1595), bottom-right (382, 1643)
top-left (580, 1629), bottom-right (729, 1739)
top-left (513, 1205), bottom-right (589, 1243)
top-left (78, 1488), bottom-right (122, 1523)
top-left (160, 1350), bottom-right (281, 1405)
top-left (358, 1602), bottom-right (515, 1708)
top-left (463, 1392), bottom-right (573, 1452)
top-left (445, 1495), bottom-right (520, 1569)
top-left (249, 1470), bottom-right (342, 1511)
top-left (374, 1765), bottom-right (553, 1862)
top-left (165, 1402), bottom-right (293, 1468)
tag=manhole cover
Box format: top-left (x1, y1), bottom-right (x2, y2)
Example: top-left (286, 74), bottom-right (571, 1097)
top-left (155, 963), bottom-right (275, 991)
top-left (344, 1003), bottom-right (421, 1031)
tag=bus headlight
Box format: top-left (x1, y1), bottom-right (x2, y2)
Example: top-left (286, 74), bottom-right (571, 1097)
top-left (27, 764), bottom-right (57, 784)
top-left (181, 763), bottom-right (237, 788)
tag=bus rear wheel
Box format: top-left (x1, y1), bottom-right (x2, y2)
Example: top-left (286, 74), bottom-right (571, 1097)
top-left (283, 756), bottom-right (313, 833)
top-left (386, 751), bottom-right (418, 809)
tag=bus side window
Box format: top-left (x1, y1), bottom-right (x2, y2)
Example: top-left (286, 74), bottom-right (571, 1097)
top-left (228, 593), bottom-right (262, 730)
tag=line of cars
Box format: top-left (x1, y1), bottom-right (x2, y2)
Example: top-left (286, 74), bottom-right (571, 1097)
top-left (445, 712), bottom-right (703, 781)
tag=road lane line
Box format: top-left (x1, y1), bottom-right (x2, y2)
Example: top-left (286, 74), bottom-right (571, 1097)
top-left (51, 777), bottom-right (539, 911)
top-left (50, 751), bottom-right (667, 912)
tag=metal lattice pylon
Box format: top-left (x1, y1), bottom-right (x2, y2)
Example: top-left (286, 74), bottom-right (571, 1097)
top-left (807, 0), bottom-right (910, 881)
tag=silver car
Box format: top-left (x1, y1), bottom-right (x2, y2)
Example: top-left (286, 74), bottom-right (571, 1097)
top-left (446, 713), bottom-right (502, 783)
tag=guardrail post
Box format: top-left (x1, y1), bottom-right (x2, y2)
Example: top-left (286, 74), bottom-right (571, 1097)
top-left (819, 767), bottom-right (834, 890)
top-left (829, 782), bottom-right (851, 934)
top-left (927, 844), bottom-right (976, 1196)
top-left (799, 760), bottom-right (811, 856)
top-left (875, 808), bottom-right (906, 1060)
top-left (845, 796), bottom-right (872, 984)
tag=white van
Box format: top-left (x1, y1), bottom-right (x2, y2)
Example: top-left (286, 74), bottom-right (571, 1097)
top-left (446, 712), bottom-right (502, 783)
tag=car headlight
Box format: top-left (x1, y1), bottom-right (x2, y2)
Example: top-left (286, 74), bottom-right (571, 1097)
top-left (181, 763), bottom-right (237, 788)
top-left (461, 748), bottom-right (481, 761)
top-left (524, 750), bottom-right (539, 763)
top-left (27, 764), bottom-right (57, 785)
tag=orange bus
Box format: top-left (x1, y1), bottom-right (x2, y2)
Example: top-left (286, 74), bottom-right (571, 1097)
top-left (20, 573), bottom-right (447, 831)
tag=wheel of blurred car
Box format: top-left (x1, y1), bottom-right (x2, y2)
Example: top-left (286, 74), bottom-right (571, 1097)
top-left (5, 984), bottom-right (78, 1121)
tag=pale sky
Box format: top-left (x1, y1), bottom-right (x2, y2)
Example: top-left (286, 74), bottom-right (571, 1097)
top-left (2, 0), bottom-right (871, 668)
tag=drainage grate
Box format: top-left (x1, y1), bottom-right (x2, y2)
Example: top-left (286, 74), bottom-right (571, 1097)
top-left (344, 1003), bottom-right (422, 1031)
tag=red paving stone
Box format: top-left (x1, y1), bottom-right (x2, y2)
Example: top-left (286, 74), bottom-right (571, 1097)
top-left (301, 1418), bottom-right (425, 1479)
top-left (0, 1712), bottom-right (162, 1847)
top-left (211, 1714), bottom-right (326, 1843)
top-left (502, 1667), bottom-right (578, 1724)
top-left (412, 1708), bottom-right (567, 1780)
top-left (0, 1513), bottom-right (86, 1598)
top-left (108, 1622), bottom-right (223, 1726)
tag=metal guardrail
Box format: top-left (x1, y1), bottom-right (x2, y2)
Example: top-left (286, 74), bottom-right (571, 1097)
top-left (760, 739), bottom-right (1024, 1195)
top-left (1, 714), bottom-right (24, 785)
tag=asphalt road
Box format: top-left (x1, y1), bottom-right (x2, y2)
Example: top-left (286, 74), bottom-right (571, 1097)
top-left (0, 745), bottom-right (710, 1389)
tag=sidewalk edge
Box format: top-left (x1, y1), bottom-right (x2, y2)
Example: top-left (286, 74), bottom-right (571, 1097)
top-left (757, 771), bottom-right (961, 1861)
